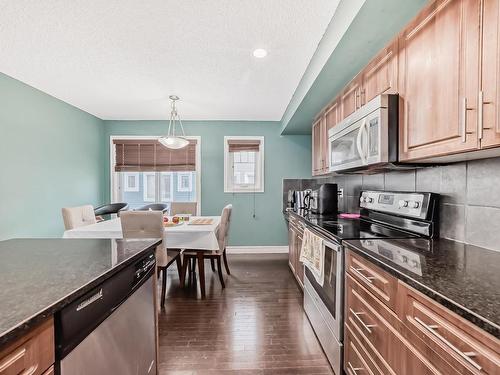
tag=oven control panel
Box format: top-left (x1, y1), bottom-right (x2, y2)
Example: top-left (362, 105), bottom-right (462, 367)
top-left (359, 191), bottom-right (430, 219)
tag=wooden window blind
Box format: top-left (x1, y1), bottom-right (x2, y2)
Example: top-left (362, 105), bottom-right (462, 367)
top-left (113, 139), bottom-right (197, 172)
top-left (227, 139), bottom-right (261, 152)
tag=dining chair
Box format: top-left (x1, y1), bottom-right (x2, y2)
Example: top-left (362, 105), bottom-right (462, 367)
top-left (182, 204), bottom-right (232, 289)
top-left (120, 211), bottom-right (182, 307)
top-left (170, 202), bottom-right (197, 216)
top-left (94, 203), bottom-right (128, 217)
top-left (136, 203), bottom-right (169, 213)
top-left (62, 205), bottom-right (97, 230)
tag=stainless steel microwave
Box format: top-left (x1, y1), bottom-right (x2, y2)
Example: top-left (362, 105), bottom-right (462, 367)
top-left (328, 94), bottom-right (399, 173)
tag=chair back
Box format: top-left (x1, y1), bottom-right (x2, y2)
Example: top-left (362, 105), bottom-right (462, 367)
top-left (217, 204), bottom-right (232, 252)
top-left (94, 203), bottom-right (128, 216)
top-left (120, 211), bottom-right (164, 239)
top-left (120, 211), bottom-right (169, 267)
top-left (62, 205), bottom-right (96, 230)
top-left (170, 202), bottom-right (197, 216)
top-left (136, 203), bottom-right (169, 213)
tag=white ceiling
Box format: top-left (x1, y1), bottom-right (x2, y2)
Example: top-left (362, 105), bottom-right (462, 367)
top-left (0, 0), bottom-right (339, 121)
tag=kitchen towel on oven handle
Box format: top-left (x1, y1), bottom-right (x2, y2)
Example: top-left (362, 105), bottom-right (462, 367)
top-left (299, 228), bottom-right (324, 286)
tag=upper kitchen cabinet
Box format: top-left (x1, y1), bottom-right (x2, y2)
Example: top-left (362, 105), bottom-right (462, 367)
top-left (325, 98), bottom-right (340, 131)
top-left (312, 117), bottom-right (327, 175)
top-left (481, 0), bottom-right (500, 148)
top-left (360, 40), bottom-right (398, 105)
top-left (398, 0), bottom-right (482, 161)
top-left (340, 76), bottom-right (362, 121)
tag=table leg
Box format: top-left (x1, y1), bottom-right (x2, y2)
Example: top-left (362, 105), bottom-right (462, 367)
top-left (197, 251), bottom-right (205, 298)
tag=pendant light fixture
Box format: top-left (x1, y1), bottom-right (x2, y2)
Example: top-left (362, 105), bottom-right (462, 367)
top-left (158, 95), bottom-right (189, 149)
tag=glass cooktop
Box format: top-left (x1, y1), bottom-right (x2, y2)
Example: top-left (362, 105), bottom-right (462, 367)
top-left (305, 216), bottom-right (420, 242)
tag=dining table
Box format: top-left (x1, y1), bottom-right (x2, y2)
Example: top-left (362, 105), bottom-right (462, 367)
top-left (63, 216), bottom-right (221, 298)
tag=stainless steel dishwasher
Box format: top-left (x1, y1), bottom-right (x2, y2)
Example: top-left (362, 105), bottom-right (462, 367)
top-left (56, 250), bottom-right (157, 375)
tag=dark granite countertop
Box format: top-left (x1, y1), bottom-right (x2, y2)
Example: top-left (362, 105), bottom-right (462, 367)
top-left (344, 238), bottom-right (500, 338)
top-left (0, 238), bottom-right (160, 349)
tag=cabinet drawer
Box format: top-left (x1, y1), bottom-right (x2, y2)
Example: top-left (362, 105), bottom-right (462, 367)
top-left (401, 285), bottom-right (500, 374)
top-left (345, 324), bottom-right (392, 375)
top-left (42, 366), bottom-right (54, 375)
top-left (346, 249), bottom-right (398, 310)
top-left (0, 319), bottom-right (54, 375)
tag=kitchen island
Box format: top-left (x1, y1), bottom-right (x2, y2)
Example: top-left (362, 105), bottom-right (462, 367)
top-left (0, 238), bottom-right (160, 374)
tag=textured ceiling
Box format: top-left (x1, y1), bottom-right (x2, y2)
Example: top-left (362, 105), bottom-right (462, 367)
top-left (0, 0), bottom-right (339, 120)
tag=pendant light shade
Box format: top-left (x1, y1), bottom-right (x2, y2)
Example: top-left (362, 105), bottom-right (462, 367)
top-left (158, 135), bottom-right (189, 149)
top-left (158, 95), bottom-right (189, 149)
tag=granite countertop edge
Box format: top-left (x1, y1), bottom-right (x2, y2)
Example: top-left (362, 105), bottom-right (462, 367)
top-left (0, 240), bottom-right (160, 349)
top-left (344, 240), bottom-right (500, 339)
top-left (285, 210), bottom-right (499, 339)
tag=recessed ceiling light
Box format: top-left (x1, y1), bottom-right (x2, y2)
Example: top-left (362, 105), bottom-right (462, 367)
top-left (253, 48), bottom-right (268, 58)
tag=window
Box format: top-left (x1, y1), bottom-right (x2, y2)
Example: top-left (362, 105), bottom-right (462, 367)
top-left (224, 136), bottom-right (264, 193)
top-left (143, 172), bottom-right (156, 202)
top-left (123, 173), bottom-right (139, 192)
top-left (177, 173), bottom-right (193, 192)
top-left (111, 137), bottom-right (201, 211)
top-left (160, 172), bottom-right (174, 201)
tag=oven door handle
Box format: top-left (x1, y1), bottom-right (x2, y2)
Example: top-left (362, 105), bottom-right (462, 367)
top-left (356, 119), bottom-right (368, 165)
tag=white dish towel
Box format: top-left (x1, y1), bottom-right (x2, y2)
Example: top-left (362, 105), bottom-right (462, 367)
top-left (299, 228), bottom-right (324, 286)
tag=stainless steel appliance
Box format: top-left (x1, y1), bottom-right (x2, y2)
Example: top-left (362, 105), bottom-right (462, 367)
top-left (310, 183), bottom-right (338, 215)
top-left (56, 251), bottom-right (157, 375)
top-left (294, 189), bottom-right (312, 210)
top-left (328, 94), bottom-right (399, 173)
top-left (301, 190), bottom-right (439, 375)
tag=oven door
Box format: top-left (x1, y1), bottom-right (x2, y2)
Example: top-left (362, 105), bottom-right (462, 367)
top-left (304, 240), bottom-right (343, 339)
top-left (329, 107), bottom-right (387, 173)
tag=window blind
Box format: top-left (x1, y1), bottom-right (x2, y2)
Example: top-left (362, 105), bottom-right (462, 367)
top-left (113, 139), bottom-right (197, 172)
top-left (227, 139), bottom-right (261, 152)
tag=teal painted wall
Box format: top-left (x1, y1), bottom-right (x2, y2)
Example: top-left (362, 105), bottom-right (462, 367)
top-left (0, 73), bottom-right (104, 240)
top-left (103, 121), bottom-right (311, 246)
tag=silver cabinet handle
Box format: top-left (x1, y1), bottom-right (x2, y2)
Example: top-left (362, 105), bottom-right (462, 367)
top-left (413, 317), bottom-right (482, 371)
top-left (350, 266), bottom-right (375, 284)
top-left (350, 308), bottom-right (377, 334)
top-left (478, 91), bottom-right (484, 140)
top-left (347, 361), bottom-right (363, 375)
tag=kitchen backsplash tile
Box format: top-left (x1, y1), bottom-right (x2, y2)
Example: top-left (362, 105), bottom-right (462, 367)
top-left (465, 205), bottom-right (500, 250)
top-left (384, 170), bottom-right (416, 191)
top-left (440, 163), bottom-right (467, 204)
top-left (283, 156), bottom-right (500, 252)
top-left (440, 204), bottom-right (465, 242)
top-left (467, 158), bottom-right (500, 208)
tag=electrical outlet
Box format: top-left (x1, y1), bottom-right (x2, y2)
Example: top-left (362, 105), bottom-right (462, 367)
top-left (338, 188), bottom-right (344, 198)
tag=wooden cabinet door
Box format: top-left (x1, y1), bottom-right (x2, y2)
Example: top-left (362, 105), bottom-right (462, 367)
top-left (398, 0), bottom-right (481, 161)
top-left (312, 118), bottom-right (322, 175)
top-left (295, 232), bottom-right (304, 287)
top-left (481, 0), bottom-right (500, 148)
top-left (341, 77), bottom-right (362, 120)
top-left (288, 226), bottom-right (296, 273)
top-left (361, 40), bottom-right (398, 105)
top-left (325, 99), bottom-right (341, 131)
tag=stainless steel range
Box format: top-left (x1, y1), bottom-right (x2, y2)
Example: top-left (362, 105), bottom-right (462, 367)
top-left (301, 190), bottom-right (439, 375)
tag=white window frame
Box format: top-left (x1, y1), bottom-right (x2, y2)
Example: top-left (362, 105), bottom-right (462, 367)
top-left (123, 172), bottom-right (139, 192)
top-left (110, 135), bottom-right (202, 215)
top-left (142, 172), bottom-right (156, 202)
top-left (160, 172), bottom-right (174, 202)
top-left (224, 136), bottom-right (264, 193)
top-left (177, 172), bottom-right (193, 192)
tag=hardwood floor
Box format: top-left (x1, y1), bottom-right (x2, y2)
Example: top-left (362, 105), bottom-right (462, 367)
top-left (158, 253), bottom-right (334, 375)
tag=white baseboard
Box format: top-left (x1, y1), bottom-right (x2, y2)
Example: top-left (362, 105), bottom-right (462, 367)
top-left (226, 246), bottom-right (289, 254)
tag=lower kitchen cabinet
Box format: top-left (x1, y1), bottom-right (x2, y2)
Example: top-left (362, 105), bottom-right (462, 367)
top-left (345, 248), bottom-right (500, 375)
top-left (287, 215), bottom-right (304, 288)
top-left (0, 318), bottom-right (54, 375)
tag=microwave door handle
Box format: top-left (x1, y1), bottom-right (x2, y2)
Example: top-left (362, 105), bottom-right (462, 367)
top-left (356, 119), bottom-right (367, 164)
top-left (363, 119), bottom-right (370, 161)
